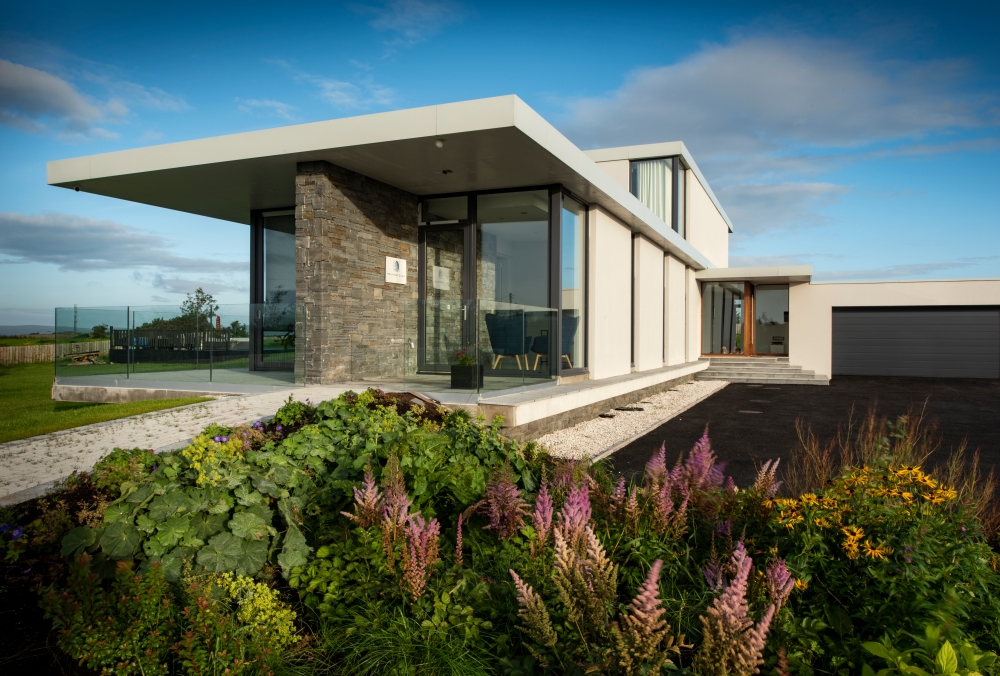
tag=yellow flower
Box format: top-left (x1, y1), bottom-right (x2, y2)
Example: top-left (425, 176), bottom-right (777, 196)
top-left (800, 493), bottom-right (818, 505)
top-left (793, 579), bottom-right (809, 590)
top-left (814, 517), bottom-right (832, 529)
top-left (841, 525), bottom-right (864, 541)
top-left (862, 540), bottom-right (892, 560)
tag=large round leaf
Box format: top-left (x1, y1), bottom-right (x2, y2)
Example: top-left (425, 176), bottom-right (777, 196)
top-left (61, 526), bottom-right (96, 558)
top-left (193, 512), bottom-right (228, 540)
top-left (229, 512), bottom-right (270, 541)
top-left (100, 521), bottom-right (141, 560)
top-left (236, 539), bottom-right (268, 577)
top-left (155, 514), bottom-right (192, 549)
top-left (277, 525), bottom-right (312, 576)
top-left (197, 532), bottom-right (242, 573)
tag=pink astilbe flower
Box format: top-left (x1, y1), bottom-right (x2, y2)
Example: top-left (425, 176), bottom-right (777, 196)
top-left (625, 485), bottom-right (640, 532)
top-left (613, 559), bottom-right (672, 672)
top-left (380, 456), bottom-right (411, 570)
top-left (474, 469), bottom-right (530, 540)
top-left (401, 514), bottom-right (441, 599)
top-left (454, 513), bottom-right (464, 568)
top-left (553, 459), bottom-right (578, 491)
top-left (753, 459), bottom-right (782, 499)
top-left (341, 465), bottom-right (383, 528)
top-left (766, 558), bottom-right (794, 610)
top-left (557, 484), bottom-right (592, 550)
top-left (609, 477), bottom-right (627, 521)
top-left (692, 542), bottom-right (776, 676)
top-left (509, 569), bottom-right (558, 650)
top-left (703, 559), bottom-right (725, 591)
top-left (532, 483), bottom-right (554, 554)
top-left (645, 443), bottom-right (668, 491)
top-left (677, 427), bottom-right (726, 492)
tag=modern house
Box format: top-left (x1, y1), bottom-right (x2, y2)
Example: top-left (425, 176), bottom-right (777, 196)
top-left (47, 96), bottom-right (1000, 437)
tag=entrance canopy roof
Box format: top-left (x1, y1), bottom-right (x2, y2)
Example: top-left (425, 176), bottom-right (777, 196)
top-left (47, 95), bottom-right (714, 269)
top-left (696, 265), bottom-right (812, 285)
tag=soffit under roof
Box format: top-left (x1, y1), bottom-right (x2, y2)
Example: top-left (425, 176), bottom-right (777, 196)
top-left (47, 96), bottom-right (716, 270)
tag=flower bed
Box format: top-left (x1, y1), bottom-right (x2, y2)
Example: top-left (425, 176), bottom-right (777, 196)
top-left (1, 390), bottom-right (998, 675)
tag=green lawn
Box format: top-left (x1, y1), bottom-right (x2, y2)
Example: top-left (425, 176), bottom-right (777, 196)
top-left (0, 362), bottom-right (211, 444)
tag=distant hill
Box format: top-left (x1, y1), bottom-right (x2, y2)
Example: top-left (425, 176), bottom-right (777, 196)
top-left (0, 325), bottom-right (54, 336)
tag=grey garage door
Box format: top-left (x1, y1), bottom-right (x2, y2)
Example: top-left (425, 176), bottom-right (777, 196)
top-left (832, 306), bottom-right (1000, 378)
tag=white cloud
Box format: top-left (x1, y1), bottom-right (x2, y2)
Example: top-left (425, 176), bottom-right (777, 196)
top-left (0, 58), bottom-right (106, 136)
top-left (0, 211), bottom-right (247, 274)
top-left (364, 0), bottom-right (464, 46)
top-left (236, 98), bottom-right (298, 121)
top-left (814, 257), bottom-right (1000, 281)
top-left (150, 275), bottom-right (247, 296)
top-left (561, 36), bottom-right (999, 238)
top-left (0, 57), bottom-right (187, 140)
top-left (268, 60), bottom-right (395, 109)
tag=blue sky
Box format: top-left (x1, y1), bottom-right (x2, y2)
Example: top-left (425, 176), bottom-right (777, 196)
top-left (2, 0), bottom-right (999, 326)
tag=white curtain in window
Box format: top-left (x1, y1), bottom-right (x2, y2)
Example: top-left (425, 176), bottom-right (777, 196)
top-left (631, 159), bottom-right (672, 224)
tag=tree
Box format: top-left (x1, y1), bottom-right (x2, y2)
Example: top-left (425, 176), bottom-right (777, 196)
top-left (90, 325), bottom-right (108, 339)
top-left (136, 288), bottom-right (219, 330)
top-left (229, 320), bottom-right (248, 338)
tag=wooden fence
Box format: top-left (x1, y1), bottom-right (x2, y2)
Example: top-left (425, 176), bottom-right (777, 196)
top-left (0, 340), bottom-right (111, 366)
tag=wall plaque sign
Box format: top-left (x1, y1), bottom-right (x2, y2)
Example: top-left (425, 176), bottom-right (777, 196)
top-left (432, 265), bottom-right (450, 290)
top-left (385, 257), bottom-right (407, 284)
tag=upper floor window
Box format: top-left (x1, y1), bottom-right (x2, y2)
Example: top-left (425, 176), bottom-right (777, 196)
top-left (630, 157), bottom-right (686, 238)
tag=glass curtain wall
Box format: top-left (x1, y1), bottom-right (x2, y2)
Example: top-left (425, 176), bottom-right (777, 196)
top-left (253, 210), bottom-right (296, 370)
top-left (561, 196), bottom-right (586, 369)
top-left (701, 282), bottom-right (744, 354)
top-left (477, 191), bottom-right (552, 373)
top-left (422, 227), bottom-right (466, 369)
top-left (755, 284), bottom-right (789, 355)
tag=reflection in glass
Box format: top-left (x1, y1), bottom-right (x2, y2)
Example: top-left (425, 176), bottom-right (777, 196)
top-left (701, 282), bottom-right (744, 354)
top-left (476, 191), bottom-right (549, 308)
top-left (423, 228), bottom-right (465, 368)
top-left (755, 284), bottom-right (789, 355)
top-left (421, 196), bottom-right (468, 223)
top-left (261, 212), bottom-right (296, 369)
top-left (561, 196), bottom-right (586, 369)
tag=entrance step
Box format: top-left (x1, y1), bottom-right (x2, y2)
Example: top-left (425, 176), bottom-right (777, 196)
top-left (695, 357), bottom-right (829, 385)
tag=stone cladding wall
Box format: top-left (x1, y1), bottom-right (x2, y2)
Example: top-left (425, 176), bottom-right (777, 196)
top-left (295, 161), bottom-right (419, 384)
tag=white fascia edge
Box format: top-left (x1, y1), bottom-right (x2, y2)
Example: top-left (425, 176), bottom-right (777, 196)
top-left (584, 143), bottom-right (735, 234)
top-left (46, 95), bottom-right (714, 269)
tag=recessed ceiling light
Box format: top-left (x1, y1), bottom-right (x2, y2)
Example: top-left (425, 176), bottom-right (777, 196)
top-left (435, 139), bottom-right (445, 148)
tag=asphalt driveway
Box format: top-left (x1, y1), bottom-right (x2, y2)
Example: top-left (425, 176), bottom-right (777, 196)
top-left (607, 376), bottom-right (1000, 489)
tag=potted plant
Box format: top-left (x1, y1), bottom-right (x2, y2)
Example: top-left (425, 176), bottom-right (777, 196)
top-left (451, 348), bottom-right (483, 389)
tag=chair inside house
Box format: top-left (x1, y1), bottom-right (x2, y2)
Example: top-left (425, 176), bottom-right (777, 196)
top-left (484, 312), bottom-right (533, 370)
top-left (530, 314), bottom-right (580, 370)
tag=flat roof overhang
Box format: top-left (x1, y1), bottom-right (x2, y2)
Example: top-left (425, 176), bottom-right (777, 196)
top-left (47, 95), bottom-right (714, 270)
top-left (696, 265), bottom-right (812, 285)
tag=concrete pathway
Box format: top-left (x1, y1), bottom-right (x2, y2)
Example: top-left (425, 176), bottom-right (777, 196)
top-left (0, 386), bottom-right (351, 504)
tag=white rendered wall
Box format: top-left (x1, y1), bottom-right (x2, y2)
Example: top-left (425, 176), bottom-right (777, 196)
top-left (686, 172), bottom-right (729, 268)
top-left (633, 236), bottom-right (665, 371)
top-left (686, 268), bottom-right (701, 362)
top-left (589, 206), bottom-right (634, 380)
top-left (789, 279), bottom-right (1000, 379)
top-left (594, 159), bottom-right (630, 191)
top-left (664, 254), bottom-right (687, 366)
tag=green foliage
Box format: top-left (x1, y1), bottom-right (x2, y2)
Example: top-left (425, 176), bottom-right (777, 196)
top-left (91, 324), bottom-right (109, 339)
top-left (92, 447), bottom-right (160, 493)
top-left (42, 554), bottom-right (300, 676)
top-left (863, 623), bottom-right (998, 675)
top-left (768, 459), bottom-right (1000, 674)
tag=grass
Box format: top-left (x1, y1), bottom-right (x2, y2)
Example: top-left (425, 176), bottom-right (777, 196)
top-left (0, 362), bottom-right (212, 444)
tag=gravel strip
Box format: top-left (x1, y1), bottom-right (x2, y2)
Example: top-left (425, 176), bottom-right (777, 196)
top-left (535, 380), bottom-right (728, 460)
top-left (0, 386), bottom-right (351, 502)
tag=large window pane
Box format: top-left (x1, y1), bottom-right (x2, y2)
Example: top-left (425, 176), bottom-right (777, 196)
top-left (476, 191), bottom-right (549, 308)
top-left (561, 196), bottom-right (586, 369)
top-left (701, 282), bottom-right (743, 354)
top-left (630, 158), bottom-right (672, 224)
top-left (755, 284), bottom-right (789, 355)
top-left (261, 212), bottom-right (295, 368)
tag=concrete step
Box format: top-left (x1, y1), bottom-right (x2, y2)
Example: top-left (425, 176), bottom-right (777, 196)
top-left (701, 371), bottom-right (813, 379)
top-left (696, 374), bottom-right (829, 385)
top-left (701, 366), bottom-right (808, 374)
top-left (703, 356), bottom-right (789, 363)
